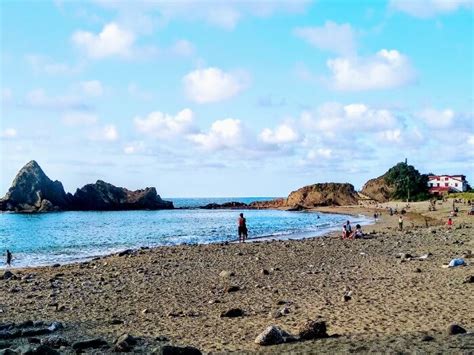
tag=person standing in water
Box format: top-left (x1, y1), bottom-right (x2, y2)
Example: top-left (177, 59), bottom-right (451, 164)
top-left (6, 250), bottom-right (12, 267)
top-left (237, 213), bottom-right (248, 243)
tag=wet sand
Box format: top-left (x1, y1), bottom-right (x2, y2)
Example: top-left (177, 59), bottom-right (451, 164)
top-left (1, 200), bottom-right (473, 353)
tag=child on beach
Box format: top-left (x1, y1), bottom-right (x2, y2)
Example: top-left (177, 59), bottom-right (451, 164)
top-left (446, 217), bottom-right (453, 228)
top-left (342, 224), bottom-right (347, 239)
top-left (398, 216), bottom-right (403, 231)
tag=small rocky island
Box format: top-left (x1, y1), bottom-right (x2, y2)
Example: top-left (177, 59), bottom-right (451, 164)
top-left (0, 161), bottom-right (173, 212)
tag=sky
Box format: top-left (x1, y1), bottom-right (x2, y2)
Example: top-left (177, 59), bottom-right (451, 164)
top-left (1, 0), bottom-right (473, 197)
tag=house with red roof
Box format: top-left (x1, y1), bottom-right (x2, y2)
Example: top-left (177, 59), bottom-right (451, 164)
top-left (428, 175), bottom-right (467, 195)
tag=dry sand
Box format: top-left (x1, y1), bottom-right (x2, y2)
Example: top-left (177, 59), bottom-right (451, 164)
top-left (1, 199), bottom-right (473, 353)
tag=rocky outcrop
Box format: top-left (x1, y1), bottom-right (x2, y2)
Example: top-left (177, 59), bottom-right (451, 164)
top-left (1, 161), bottom-right (173, 212)
top-left (72, 180), bottom-right (173, 211)
top-left (0, 161), bottom-right (71, 212)
top-left (201, 202), bottom-right (249, 209)
top-left (253, 183), bottom-right (359, 209)
top-left (361, 175), bottom-right (395, 202)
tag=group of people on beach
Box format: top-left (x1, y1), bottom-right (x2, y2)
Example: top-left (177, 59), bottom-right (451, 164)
top-left (341, 220), bottom-right (364, 240)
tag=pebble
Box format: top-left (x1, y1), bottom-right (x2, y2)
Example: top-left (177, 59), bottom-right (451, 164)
top-left (220, 308), bottom-right (244, 318)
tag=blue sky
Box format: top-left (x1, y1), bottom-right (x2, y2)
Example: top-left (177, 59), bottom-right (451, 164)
top-left (1, 0), bottom-right (473, 197)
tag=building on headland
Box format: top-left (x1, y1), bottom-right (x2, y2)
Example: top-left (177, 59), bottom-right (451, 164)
top-left (428, 175), bottom-right (467, 195)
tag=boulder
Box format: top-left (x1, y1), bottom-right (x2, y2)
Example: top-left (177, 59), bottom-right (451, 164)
top-left (254, 325), bottom-right (297, 346)
top-left (0, 161), bottom-right (71, 212)
top-left (2, 271), bottom-right (15, 280)
top-left (220, 308), bottom-right (244, 318)
top-left (72, 338), bottom-right (108, 351)
top-left (114, 333), bottom-right (137, 352)
top-left (298, 320), bottom-right (328, 340)
top-left (71, 180), bottom-right (173, 211)
top-left (41, 336), bottom-right (70, 348)
top-left (447, 324), bottom-right (467, 335)
top-left (158, 345), bottom-right (202, 355)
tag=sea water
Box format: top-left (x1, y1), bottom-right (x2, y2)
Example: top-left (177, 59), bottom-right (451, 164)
top-left (0, 197), bottom-right (371, 268)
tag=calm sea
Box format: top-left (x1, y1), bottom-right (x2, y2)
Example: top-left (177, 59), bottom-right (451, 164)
top-left (0, 197), bottom-right (371, 268)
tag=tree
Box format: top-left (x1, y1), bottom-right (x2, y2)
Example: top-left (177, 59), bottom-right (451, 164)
top-left (384, 162), bottom-right (429, 201)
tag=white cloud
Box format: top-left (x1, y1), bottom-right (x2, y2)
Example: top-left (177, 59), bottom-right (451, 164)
top-left (294, 21), bottom-right (356, 54)
top-left (183, 67), bottom-right (248, 103)
top-left (306, 148), bottom-right (332, 160)
top-left (259, 123), bottom-right (299, 144)
top-left (467, 135), bottom-right (474, 146)
top-left (1, 128), bottom-right (17, 139)
top-left (72, 22), bottom-right (135, 59)
top-left (188, 118), bottom-right (244, 150)
top-left (24, 89), bottom-right (89, 111)
top-left (134, 108), bottom-right (195, 138)
top-left (418, 108), bottom-right (455, 129)
top-left (124, 141), bottom-right (145, 154)
top-left (171, 39), bottom-right (195, 56)
top-left (62, 111), bottom-right (98, 126)
top-left (302, 102), bottom-right (399, 134)
top-left (26, 55), bottom-right (83, 75)
top-left (390, 0), bottom-right (472, 18)
top-left (102, 124), bottom-right (119, 141)
top-left (81, 80), bottom-right (103, 97)
top-left (327, 49), bottom-right (415, 91)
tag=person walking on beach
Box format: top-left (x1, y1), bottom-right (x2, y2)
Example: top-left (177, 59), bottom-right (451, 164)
top-left (237, 213), bottom-right (248, 243)
top-left (398, 216), bottom-right (403, 231)
top-left (6, 250), bottom-right (12, 267)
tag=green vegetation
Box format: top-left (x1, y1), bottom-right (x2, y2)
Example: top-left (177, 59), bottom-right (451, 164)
top-left (447, 192), bottom-right (474, 200)
top-left (384, 162), bottom-right (429, 201)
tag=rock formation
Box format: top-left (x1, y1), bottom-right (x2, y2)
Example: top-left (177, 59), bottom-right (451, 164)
top-left (72, 180), bottom-right (173, 211)
top-left (252, 183), bottom-right (359, 209)
top-left (361, 175), bottom-right (394, 202)
top-left (0, 161), bottom-right (71, 212)
top-left (0, 161), bottom-right (173, 212)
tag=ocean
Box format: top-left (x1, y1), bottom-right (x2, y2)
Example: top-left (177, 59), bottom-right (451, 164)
top-left (0, 197), bottom-right (371, 268)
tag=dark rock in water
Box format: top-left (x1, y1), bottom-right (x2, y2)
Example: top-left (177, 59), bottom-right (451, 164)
top-left (0, 348), bottom-right (17, 355)
top-left (118, 249), bottom-right (134, 257)
top-left (201, 202), bottom-right (248, 209)
top-left (72, 180), bottom-right (173, 211)
top-left (220, 308), bottom-right (244, 318)
top-left (16, 321), bottom-right (34, 329)
top-left (15, 344), bottom-right (59, 355)
top-left (0, 161), bottom-right (71, 212)
top-left (158, 345), bottom-right (202, 355)
top-left (41, 336), bottom-right (70, 348)
top-left (72, 338), bottom-right (108, 351)
top-left (1, 161), bottom-right (173, 212)
top-left (447, 324), bottom-right (467, 335)
top-left (298, 320), bottom-right (328, 340)
top-left (21, 328), bottom-right (51, 337)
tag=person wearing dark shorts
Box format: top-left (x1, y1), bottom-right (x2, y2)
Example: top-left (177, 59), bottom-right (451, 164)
top-left (238, 213), bottom-right (248, 242)
top-left (6, 250), bottom-right (12, 267)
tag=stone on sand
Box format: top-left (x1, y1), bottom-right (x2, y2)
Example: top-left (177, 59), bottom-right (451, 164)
top-left (220, 308), bottom-right (244, 318)
top-left (447, 324), bottom-right (467, 335)
top-left (298, 320), bottom-right (328, 340)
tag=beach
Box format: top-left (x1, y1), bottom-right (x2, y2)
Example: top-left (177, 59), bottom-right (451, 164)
top-left (0, 200), bottom-right (473, 353)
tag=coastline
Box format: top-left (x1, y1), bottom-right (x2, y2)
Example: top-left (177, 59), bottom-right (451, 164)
top-left (1, 208), bottom-right (371, 270)
top-left (0, 201), bottom-right (472, 353)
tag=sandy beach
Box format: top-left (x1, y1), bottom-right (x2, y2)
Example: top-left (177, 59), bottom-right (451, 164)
top-left (1, 200), bottom-right (473, 353)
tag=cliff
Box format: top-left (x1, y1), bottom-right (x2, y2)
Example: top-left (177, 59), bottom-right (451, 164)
top-left (0, 161), bottom-right (173, 212)
top-left (360, 175), bottom-right (394, 202)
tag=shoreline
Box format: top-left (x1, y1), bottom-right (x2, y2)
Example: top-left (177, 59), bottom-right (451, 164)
top-left (1, 201), bottom-right (472, 353)
top-left (1, 209), bottom-right (372, 271)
